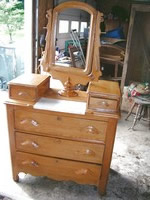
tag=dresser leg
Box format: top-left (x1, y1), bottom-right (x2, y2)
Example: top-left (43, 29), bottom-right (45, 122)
top-left (13, 172), bottom-right (19, 182)
top-left (97, 185), bottom-right (106, 196)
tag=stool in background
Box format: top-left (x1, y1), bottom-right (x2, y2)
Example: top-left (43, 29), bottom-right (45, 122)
top-left (125, 97), bottom-right (150, 130)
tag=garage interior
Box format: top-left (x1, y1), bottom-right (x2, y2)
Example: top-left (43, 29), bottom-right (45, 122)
top-left (0, 0), bottom-right (150, 200)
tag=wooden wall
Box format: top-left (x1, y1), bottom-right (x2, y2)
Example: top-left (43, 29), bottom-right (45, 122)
top-left (33, 0), bottom-right (54, 73)
top-left (125, 10), bottom-right (150, 84)
top-left (97, 0), bottom-right (131, 14)
top-left (121, 3), bottom-right (150, 89)
top-left (38, 0), bottom-right (54, 37)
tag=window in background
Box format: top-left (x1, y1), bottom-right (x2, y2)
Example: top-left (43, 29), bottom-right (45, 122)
top-left (0, 0), bottom-right (33, 90)
top-left (59, 20), bottom-right (69, 33)
top-left (71, 21), bottom-right (79, 32)
top-left (0, 0), bottom-right (24, 89)
top-left (80, 22), bottom-right (87, 32)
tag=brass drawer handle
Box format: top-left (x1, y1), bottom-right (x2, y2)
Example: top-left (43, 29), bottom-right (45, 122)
top-left (22, 160), bottom-right (39, 167)
top-left (21, 140), bottom-right (39, 148)
top-left (83, 126), bottom-right (99, 135)
top-left (20, 119), bottom-right (39, 127)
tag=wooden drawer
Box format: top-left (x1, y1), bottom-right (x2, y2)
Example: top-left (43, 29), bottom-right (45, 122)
top-left (16, 152), bottom-right (101, 185)
top-left (89, 97), bottom-right (118, 112)
top-left (15, 110), bottom-right (107, 142)
top-left (16, 132), bottom-right (104, 164)
top-left (9, 85), bottom-right (37, 102)
top-left (9, 74), bottom-right (50, 102)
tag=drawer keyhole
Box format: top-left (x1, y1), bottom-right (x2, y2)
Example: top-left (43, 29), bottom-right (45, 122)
top-left (57, 116), bottom-right (62, 121)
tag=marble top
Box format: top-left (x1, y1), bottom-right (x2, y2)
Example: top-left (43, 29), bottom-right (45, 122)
top-left (33, 97), bottom-right (86, 115)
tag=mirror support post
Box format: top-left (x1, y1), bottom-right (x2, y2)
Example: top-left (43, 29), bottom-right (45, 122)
top-left (58, 77), bottom-right (78, 97)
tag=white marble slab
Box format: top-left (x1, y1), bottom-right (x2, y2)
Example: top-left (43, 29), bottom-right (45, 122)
top-left (33, 97), bottom-right (86, 115)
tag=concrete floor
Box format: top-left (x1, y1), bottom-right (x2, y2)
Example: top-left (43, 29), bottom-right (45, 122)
top-left (0, 91), bottom-right (150, 200)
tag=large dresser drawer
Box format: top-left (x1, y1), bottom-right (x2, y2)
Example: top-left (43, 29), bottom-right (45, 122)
top-left (16, 152), bottom-right (101, 185)
top-left (16, 132), bottom-right (104, 164)
top-left (15, 110), bottom-right (107, 142)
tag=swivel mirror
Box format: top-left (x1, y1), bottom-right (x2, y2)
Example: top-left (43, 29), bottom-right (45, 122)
top-left (41, 1), bottom-right (102, 96)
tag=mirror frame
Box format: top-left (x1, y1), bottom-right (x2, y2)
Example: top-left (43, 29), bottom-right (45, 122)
top-left (41, 1), bottom-right (102, 85)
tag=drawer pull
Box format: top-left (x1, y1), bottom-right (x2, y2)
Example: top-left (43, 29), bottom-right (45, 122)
top-left (21, 140), bottom-right (39, 148)
top-left (20, 119), bottom-right (39, 127)
top-left (22, 160), bottom-right (39, 167)
top-left (101, 101), bottom-right (109, 107)
top-left (31, 161), bottom-right (39, 167)
top-left (18, 91), bottom-right (28, 96)
top-left (31, 120), bottom-right (39, 127)
top-left (31, 141), bottom-right (39, 148)
top-left (75, 168), bottom-right (88, 175)
top-left (76, 149), bottom-right (95, 156)
top-left (85, 149), bottom-right (95, 156)
top-left (83, 126), bottom-right (99, 135)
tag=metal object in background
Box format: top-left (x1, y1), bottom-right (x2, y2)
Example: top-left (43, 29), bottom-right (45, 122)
top-left (70, 29), bottom-right (86, 66)
top-left (0, 45), bottom-right (24, 89)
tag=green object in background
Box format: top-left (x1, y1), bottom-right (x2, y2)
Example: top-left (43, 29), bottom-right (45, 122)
top-left (65, 39), bottom-right (87, 54)
top-left (65, 40), bottom-right (74, 54)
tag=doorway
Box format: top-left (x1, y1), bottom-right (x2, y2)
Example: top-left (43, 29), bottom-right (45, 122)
top-left (0, 0), bottom-right (33, 90)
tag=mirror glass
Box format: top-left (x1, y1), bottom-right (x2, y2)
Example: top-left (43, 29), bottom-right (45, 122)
top-left (54, 8), bottom-right (91, 69)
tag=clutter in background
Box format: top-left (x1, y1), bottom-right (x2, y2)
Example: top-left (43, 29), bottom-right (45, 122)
top-left (127, 82), bottom-right (150, 99)
top-left (101, 5), bottom-right (129, 48)
top-left (121, 83), bottom-right (150, 113)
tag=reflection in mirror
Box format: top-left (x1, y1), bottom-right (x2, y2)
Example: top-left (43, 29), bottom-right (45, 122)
top-left (55, 8), bottom-right (91, 69)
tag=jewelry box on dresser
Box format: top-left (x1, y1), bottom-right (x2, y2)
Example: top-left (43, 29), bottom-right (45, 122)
top-left (6, 1), bottom-right (121, 195)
